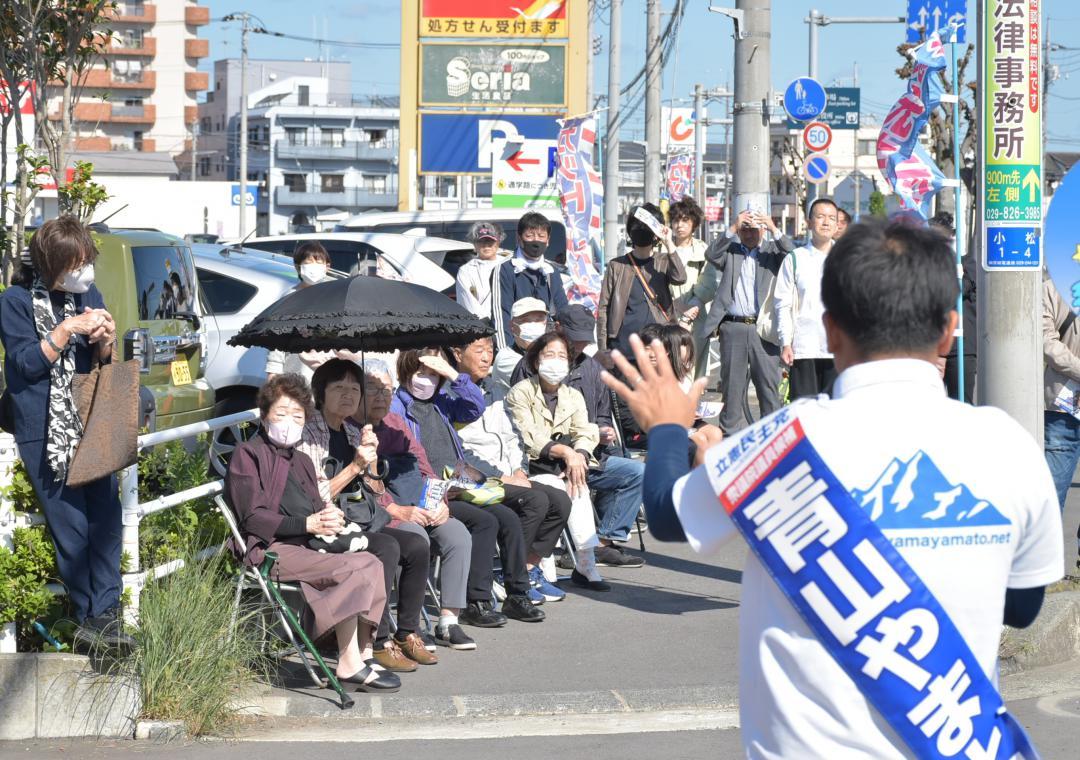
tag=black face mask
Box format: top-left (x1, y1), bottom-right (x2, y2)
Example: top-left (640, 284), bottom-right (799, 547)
top-left (522, 239), bottom-right (547, 259)
top-left (628, 228), bottom-right (658, 248)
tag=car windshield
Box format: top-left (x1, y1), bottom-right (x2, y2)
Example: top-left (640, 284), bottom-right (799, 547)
top-left (133, 245), bottom-right (198, 320)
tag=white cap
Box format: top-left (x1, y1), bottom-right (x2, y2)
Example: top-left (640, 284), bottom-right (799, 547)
top-left (511, 297), bottom-right (549, 318)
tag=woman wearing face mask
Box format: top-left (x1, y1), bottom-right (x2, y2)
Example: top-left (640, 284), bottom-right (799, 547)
top-left (596, 203), bottom-right (688, 357)
top-left (0, 216), bottom-right (127, 649)
top-left (504, 333), bottom-right (610, 591)
top-left (391, 348), bottom-right (546, 625)
top-left (266, 241), bottom-right (352, 381)
top-left (226, 374), bottom-right (398, 692)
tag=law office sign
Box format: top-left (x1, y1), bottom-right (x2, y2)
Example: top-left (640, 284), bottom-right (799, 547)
top-left (420, 43), bottom-right (567, 108)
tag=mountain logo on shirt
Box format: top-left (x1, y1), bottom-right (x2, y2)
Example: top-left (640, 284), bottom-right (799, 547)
top-left (851, 451), bottom-right (1011, 529)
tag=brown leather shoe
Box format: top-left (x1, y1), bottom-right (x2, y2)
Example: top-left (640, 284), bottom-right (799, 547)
top-left (397, 632), bottom-right (438, 665)
top-left (373, 639), bottom-right (418, 672)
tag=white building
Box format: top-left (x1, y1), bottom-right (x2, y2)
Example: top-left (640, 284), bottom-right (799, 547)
top-left (243, 76), bottom-right (399, 235)
top-left (47, 0), bottom-right (209, 156)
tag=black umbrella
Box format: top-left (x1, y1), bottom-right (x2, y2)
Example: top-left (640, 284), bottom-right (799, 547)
top-left (227, 275), bottom-right (493, 353)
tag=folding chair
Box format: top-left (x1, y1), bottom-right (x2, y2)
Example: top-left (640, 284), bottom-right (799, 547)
top-left (214, 495), bottom-right (354, 710)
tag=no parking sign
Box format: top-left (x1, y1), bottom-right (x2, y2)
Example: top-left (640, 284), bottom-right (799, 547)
top-left (802, 154), bottom-right (831, 185)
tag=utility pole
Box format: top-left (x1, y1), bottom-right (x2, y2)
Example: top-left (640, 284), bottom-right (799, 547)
top-left (586, 1), bottom-right (595, 109)
top-left (190, 122), bottom-right (198, 182)
top-left (235, 13), bottom-right (251, 238)
top-left (603, 0), bottom-right (622, 267)
top-left (644, 0), bottom-right (661, 204)
top-left (693, 84), bottom-right (705, 210)
top-left (723, 0), bottom-right (772, 214)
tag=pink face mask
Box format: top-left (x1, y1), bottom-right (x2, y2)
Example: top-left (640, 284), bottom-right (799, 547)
top-left (409, 374), bottom-right (437, 400)
top-left (266, 418), bottom-right (303, 447)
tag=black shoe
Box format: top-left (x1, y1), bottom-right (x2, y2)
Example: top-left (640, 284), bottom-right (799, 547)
top-left (435, 624), bottom-right (477, 650)
top-left (570, 569), bottom-right (612, 592)
top-left (73, 609), bottom-right (136, 651)
top-left (339, 664), bottom-right (401, 692)
top-left (595, 544), bottom-right (645, 568)
top-left (502, 594), bottom-right (546, 622)
top-left (556, 552), bottom-right (577, 571)
top-left (459, 600), bottom-right (508, 628)
top-left (419, 629), bottom-right (438, 652)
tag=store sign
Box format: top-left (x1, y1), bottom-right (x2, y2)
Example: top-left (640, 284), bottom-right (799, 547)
top-left (421, 43), bottom-right (566, 107)
top-left (492, 138), bottom-right (559, 209)
top-left (419, 113), bottom-right (562, 174)
top-left (419, 0), bottom-right (568, 38)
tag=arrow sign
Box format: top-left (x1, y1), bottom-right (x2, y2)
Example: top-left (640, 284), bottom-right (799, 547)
top-left (506, 151), bottom-right (541, 172)
top-left (1022, 168), bottom-right (1040, 203)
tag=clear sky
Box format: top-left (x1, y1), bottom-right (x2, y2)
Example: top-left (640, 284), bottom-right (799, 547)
top-left (199, 0), bottom-right (1080, 152)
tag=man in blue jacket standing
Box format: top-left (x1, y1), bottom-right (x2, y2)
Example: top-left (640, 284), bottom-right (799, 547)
top-left (491, 212), bottom-right (569, 351)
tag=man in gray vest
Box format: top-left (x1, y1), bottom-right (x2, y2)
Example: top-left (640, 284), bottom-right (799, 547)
top-left (702, 208), bottom-right (795, 434)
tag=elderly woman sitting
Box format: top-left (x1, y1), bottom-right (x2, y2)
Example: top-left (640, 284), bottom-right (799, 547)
top-left (225, 374), bottom-right (399, 692)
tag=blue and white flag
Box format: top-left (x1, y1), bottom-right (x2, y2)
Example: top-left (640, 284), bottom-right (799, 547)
top-left (556, 115), bottom-right (603, 309)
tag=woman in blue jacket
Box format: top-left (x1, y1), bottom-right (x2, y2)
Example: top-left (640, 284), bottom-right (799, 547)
top-left (391, 348), bottom-right (546, 630)
top-left (0, 216), bottom-right (131, 649)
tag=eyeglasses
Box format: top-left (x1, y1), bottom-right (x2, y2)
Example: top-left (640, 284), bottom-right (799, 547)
top-left (364, 387), bottom-right (393, 398)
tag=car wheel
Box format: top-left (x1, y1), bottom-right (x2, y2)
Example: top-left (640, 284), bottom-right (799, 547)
top-left (209, 392), bottom-right (260, 478)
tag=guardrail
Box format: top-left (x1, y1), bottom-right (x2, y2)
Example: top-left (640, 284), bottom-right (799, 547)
top-left (0, 408), bottom-right (260, 651)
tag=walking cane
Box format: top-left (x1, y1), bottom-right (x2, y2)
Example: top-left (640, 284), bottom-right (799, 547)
top-left (258, 552), bottom-right (355, 710)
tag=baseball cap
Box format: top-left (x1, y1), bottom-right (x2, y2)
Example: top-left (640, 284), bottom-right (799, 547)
top-left (511, 297), bottom-right (549, 318)
top-left (556, 305), bottom-right (596, 343)
top-left (469, 221), bottom-right (501, 242)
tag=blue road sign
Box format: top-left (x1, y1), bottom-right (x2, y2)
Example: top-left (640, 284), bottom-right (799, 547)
top-left (784, 88), bottom-right (861, 130)
top-left (783, 77), bottom-right (827, 123)
top-left (230, 184), bottom-right (260, 206)
top-left (985, 225), bottom-right (1041, 270)
top-left (420, 113), bottom-right (562, 174)
top-left (804, 154), bottom-right (831, 185)
top-left (906, 0), bottom-right (967, 44)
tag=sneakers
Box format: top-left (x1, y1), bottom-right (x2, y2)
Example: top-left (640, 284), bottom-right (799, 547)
top-left (459, 600), bottom-right (508, 628)
top-left (502, 594), bottom-right (546, 622)
top-left (372, 639), bottom-right (418, 672)
top-left (420, 629), bottom-right (438, 652)
top-left (435, 623), bottom-right (477, 650)
top-left (595, 544), bottom-right (645, 568)
top-left (498, 569), bottom-right (545, 605)
top-left (570, 569), bottom-right (612, 592)
top-left (529, 566), bottom-right (565, 602)
top-left (526, 586), bottom-right (546, 606)
top-left (396, 632), bottom-right (439, 665)
top-left (73, 608), bottom-right (136, 651)
top-left (491, 571), bottom-right (507, 602)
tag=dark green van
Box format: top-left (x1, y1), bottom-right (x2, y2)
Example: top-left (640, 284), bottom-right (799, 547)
top-left (91, 230), bottom-right (214, 432)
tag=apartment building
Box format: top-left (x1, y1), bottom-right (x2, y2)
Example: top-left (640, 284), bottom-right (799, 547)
top-left (196, 58), bottom-right (353, 181)
top-left (51, 0), bottom-right (209, 155)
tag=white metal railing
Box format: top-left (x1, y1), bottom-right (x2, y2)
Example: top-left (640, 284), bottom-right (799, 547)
top-left (0, 408), bottom-right (260, 650)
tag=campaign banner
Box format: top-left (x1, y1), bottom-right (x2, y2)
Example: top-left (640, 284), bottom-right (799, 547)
top-left (665, 152), bottom-right (694, 203)
top-left (877, 32), bottom-right (949, 220)
top-left (420, 0), bottom-right (568, 38)
top-left (420, 43), bottom-right (566, 108)
top-left (555, 115), bottom-right (603, 309)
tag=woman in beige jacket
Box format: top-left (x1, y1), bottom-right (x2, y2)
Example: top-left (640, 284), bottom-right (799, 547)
top-left (504, 332), bottom-right (609, 591)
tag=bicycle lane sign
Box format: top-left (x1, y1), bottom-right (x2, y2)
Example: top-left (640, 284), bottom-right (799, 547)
top-left (783, 77), bottom-right (827, 123)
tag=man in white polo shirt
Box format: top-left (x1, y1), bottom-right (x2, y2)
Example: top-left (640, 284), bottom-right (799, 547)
top-left (605, 219), bottom-right (1063, 759)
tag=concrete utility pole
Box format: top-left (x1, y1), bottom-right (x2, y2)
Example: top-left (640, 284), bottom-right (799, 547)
top-left (238, 13), bottom-right (251, 238)
top-left (694, 83), bottom-right (706, 210)
top-left (603, 0), bottom-right (623, 267)
top-left (191, 122), bottom-right (198, 182)
top-left (730, 0), bottom-right (772, 214)
top-left (644, 0), bottom-right (662, 204)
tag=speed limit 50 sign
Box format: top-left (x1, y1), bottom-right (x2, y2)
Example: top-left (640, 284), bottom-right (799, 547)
top-left (802, 121), bottom-right (832, 153)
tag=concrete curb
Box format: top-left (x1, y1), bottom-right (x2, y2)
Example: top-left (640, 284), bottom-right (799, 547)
top-left (1000, 590), bottom-right (1080, 677)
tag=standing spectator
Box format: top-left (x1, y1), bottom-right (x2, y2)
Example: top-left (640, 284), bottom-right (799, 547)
top-left (668, 198), bottom-right (717, 379)
top-left (492, 297), bottom-right (549, 396)
top-left (0, 216), bottom-right (131, 649)
top-left (392, 348), bottom-right (546, 623)
top-left (451, 336), bottom-right (572, 602)
top-left (265, 241), bottom-right (351, 381)
top-left (775, 198), bottom-right (837, 399)
top-left (491, 212), bottom-right (569, 350)
top-left (597, 203), bottom-right (687, 355)
top-left (455, 222), bottom-right (510, 318)
top-left (701, 207), bottom-right (796, 434)
top-left (1043, 272), bottom-right (1080, 519)
top-left (834, 207), bottom-right (851, 239)
top-left (931, 212), bottom-right (976, 402)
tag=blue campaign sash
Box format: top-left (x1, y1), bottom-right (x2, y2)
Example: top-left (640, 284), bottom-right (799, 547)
top-left (707, 411), bottom-right (1037, 760)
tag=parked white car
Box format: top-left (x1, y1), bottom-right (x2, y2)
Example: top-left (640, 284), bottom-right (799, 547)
top-left (233, 232), bottom-right (469, 295)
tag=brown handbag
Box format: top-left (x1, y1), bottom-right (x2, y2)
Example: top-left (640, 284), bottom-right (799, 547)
top-left (66, 354), bottom-right (140, 488)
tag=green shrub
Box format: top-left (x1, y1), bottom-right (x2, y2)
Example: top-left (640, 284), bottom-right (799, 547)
top-left (123, 547), bottom-right (269, 736)
top-left (0, 526), bottom-right (60, 628)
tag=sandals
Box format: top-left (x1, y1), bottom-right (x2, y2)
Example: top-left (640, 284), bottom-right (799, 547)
top-left (336, 664), bottom-right (401, 692)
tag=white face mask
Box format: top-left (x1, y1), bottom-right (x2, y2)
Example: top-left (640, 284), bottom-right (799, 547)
top-left (409, 374), bottom-right (437, 400)
top-left (538, 358), bottom-right (569, 385)
top-left (517, 321), bottom-right (547, 346)
top-left (266, 418), bottom-right (303, 448)
top-left (299, 262), bottom-right (327, 285)
top-left (57, 264), bottom-right (95, 294)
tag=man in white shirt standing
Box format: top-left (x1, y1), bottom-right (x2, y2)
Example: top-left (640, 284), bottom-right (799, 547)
top-left (605, 218), bottom-right (1063, 759)
top-left (455, 222), bottom-right (511, 318)
top-left (775, 197), bottom-right (838, 399)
